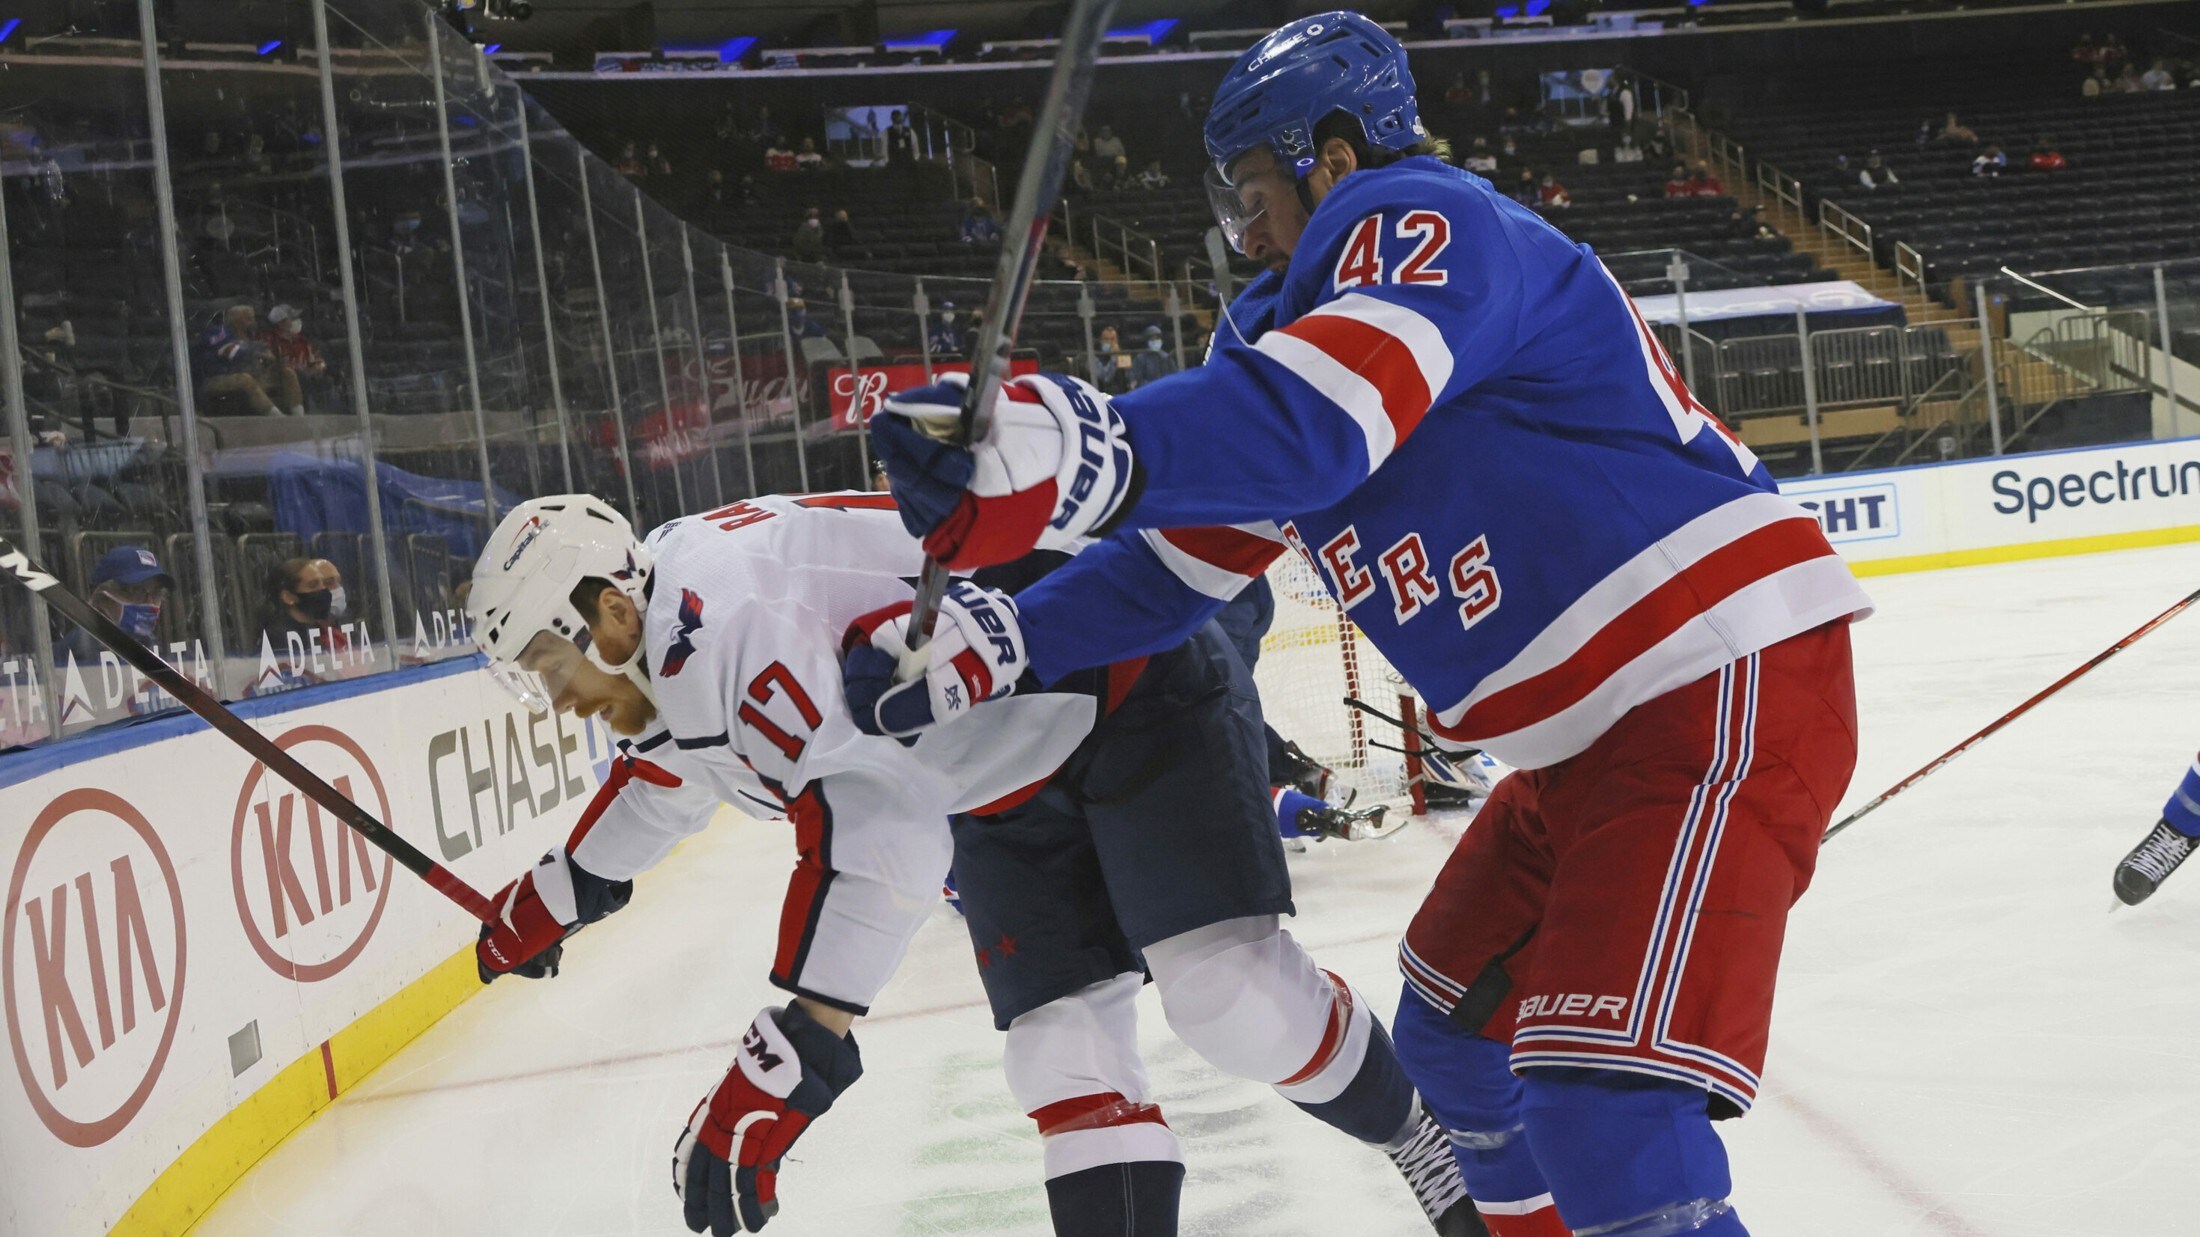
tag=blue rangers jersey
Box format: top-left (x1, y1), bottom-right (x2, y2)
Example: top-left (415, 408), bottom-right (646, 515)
top-left (1013, 156), bottom-right (1871, 770)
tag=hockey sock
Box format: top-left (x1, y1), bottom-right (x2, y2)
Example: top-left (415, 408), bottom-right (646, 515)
top-left (1043, 1160), bottom-right (1185, 1237)
top-left (1520, 1067), bottom-right (1744, 1236)
top-left (1274, 787), bottom-right (1325, 838)
top-left (2162, 755), bottom-right (2200, 836)
top-left (1393, 995), bottom-right (1563, 1234)
top-left (1281, 988), bottom-right (1417, 1144)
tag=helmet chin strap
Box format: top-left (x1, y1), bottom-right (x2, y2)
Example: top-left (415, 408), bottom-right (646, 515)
top-left (585, 638), bottom-right (660, 709)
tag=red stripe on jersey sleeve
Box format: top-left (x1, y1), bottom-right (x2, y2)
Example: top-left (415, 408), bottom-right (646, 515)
top-left (771, 785), bottom-right (835, 990)
top-left (1157, 525), bottom-right (1286, 576)
top-left (1274, 311), bottom-right (1434, 444)
top-left (1447, 517), bottom-right (1837, 739)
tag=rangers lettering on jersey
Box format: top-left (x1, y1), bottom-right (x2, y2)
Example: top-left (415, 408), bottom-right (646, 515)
top-left (999, 156), bottom-right (1870, 770)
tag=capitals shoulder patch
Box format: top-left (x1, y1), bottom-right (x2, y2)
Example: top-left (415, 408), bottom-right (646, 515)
top-left (660, 588), bottom-right (706, 676)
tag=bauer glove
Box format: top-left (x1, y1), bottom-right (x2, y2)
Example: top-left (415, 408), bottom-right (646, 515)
top-left (673, 1003), bottom-right (863, 1234)
top-left (840, 581), bottom-right (1026, 740)
top-left (868, 371), bottom-right (1139, 569)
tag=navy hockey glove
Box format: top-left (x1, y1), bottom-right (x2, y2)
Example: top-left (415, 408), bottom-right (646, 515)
top-left (840, 581), bottom-right (1026, 739)
top-left (673, 1003), bottom-right (863, 1235)
top-left (869, 371), bottom-right (1138, 569)
top-left (476, 847), bottom-right (632, 983)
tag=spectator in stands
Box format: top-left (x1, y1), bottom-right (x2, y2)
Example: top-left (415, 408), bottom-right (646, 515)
top-left (1106, 154), bottom-right (1132, 190)
top-left (260, 305), bottom-right (326, 415)
top-left (791, 208), bottom-right (828, 263)
top-left (1090, 325), bottom-right (1133, 394)
top-left (1091, 124), bottom-right (1126, 163)
top-left (764, 139), bottom-right (797, 174)
top-left (794, 137), bottom-right (826, 172)
top-left (960, 197), bottom-right (1003, 245)
top-left (615, 142), bottom-right (644, 178)
top-left (1069, 157), bottom-right (1096, 195)
top-left (2027, 137), bottom-right (2068, 172)
top-left (1971, 144), bottom-right (2008, 177)
top-left (826, 208), bottom-right (859, 253)
top-left (2071, 33), bottom-right (2102, 66)
top-left (1727, 203), bottom-right (1776, 240)
top-left (2084, 63), bottom-right (2112, 97)
top-left (194, 304), bottom-right (290, 417)
top-left (749, 106), bottom-right (784, 146)
top-left (1130, 325), bottom-right (1176, 387)
top-left (1612, 131), bottom-right (1643, 164)
top-left (2101, 33), bottom-right (2130, 70)
top-left (1536, 173), bottom-right (1572, 208)
top-left (872, 459), bottom-right (892, 493)
top-left (1859, 150), bottom-right (1898, 189)
top-left (1445, 73), bottom-right (1474, 106)
top-left (1136, 159), bottom-right (1171, 190)
top-left (61, 545), bottom-right (172, 664)
top-left (2113, 63), bottom-right (2146, 93)
top-left (2142, 59), bottom-right (2178, 90)
top-left (1939, 112), bottom-right (1980, 144)
top-left (785, 297), bottom-right (827, 341)
top-left (1685, 160), bottom-right (1725, 196)
top-left (1463, 137), bottom-right (1499, 174)
top-left (264, 557), bottom-right (352, 670)
top-left (1664, 162), bottom-right (1692, 198)
top-left (1510, 168), bottom-right (1540, 205)
top-left (1499, 135), bottom-right (1520, 163)
top-left (696, 169), bottom-right (734, 227)
top-left (644, 143), bottom-right (674, 178)
top-left (928, 301), bottom-right (962, 357)
top-left (884, 109), bottom-right (918, 165)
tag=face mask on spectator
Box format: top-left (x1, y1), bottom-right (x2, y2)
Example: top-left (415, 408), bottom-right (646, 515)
top-left (396, 217), bottom-right (421, 235)
top-left (295, 588), bottom-right (335, 620)
top-left (1147, 338), bottom-right (1163, 351)
top-left (328, 586), bottom-right (349, 620)
top-left (116, 601), bottom-right (160, 641)
top-left (1099, 340), bottom-right (1115, 353)
top-left (280, 319), bottom-right (302, 335)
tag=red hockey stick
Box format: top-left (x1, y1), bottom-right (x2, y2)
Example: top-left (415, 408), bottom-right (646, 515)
top-left (0, 534), bottom-right (499, 922)
top-left (1823, 581), bottom-right (2200, 843)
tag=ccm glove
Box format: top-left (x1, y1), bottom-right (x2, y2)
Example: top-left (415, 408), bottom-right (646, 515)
top-left (840, 582), bottom-right (1026, 740)
top-left (475, 846), bottom-right (633, 983)
top-left (869, 372), bottom-right (1139, 569)
top-left (673, 1003), bottom-right (863, 1235)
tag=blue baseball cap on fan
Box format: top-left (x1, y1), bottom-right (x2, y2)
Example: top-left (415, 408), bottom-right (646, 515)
top-left (91, 545), bottom-right (173, 589)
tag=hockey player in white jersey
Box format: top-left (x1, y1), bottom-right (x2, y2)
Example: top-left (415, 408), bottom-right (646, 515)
top-left (463, 493), bottom-right (1478, 1235)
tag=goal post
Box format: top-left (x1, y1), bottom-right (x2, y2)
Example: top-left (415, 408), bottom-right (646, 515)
top-left (1251, 552), bottom-right (1427, 814)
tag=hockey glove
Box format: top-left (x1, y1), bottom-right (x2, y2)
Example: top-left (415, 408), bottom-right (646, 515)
top-left (476, 846), bottom-right (633, 983)
top-left (673, 1003), bottom-right (863, 1235)
top-left (869, 371), bottom-right (1139, 569)
top-left (840, 581), bottom-right (1026, 740)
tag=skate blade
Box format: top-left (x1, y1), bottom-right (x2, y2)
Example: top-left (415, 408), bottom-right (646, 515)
top-left (1348, 814), bottom-right (1413, 841)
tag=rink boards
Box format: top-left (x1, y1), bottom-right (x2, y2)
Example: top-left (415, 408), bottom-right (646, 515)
top-left (0, 661), bottom-right (610, 1235)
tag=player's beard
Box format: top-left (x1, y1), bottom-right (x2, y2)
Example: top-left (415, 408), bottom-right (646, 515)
top-left (593, 682), bottom-right (658, 736)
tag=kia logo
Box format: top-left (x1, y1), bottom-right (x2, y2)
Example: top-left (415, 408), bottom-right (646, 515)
top-left (230, 725), bottom-right (395, 983)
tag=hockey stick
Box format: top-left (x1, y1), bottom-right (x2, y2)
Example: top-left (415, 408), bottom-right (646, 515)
top-left (0, 535), bottom-right (499, 922)
top-left (1823, 581), bottom-right (2200, 843)
top-left (904, 0), bottom-right (1120, 656)
top-left (1345, 694), bottom-right (1441, 746)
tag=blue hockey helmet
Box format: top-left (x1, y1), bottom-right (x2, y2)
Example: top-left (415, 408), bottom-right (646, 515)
top-left (1201, 12), bottom-right (1423, 252)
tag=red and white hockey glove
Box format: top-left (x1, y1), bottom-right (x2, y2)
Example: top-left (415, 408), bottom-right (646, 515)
top-left (475, 847), bottom-right (633, 983)
top-left (840, 581), bottom-right (1026, 740)
top-left (673, 1003), bottom-right (863, 1235)
top-left (868, 372), bottom-right (1139, 569)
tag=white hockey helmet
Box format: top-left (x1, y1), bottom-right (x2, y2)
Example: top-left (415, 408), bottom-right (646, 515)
top-left (468, 494), bottom-right (654, 712)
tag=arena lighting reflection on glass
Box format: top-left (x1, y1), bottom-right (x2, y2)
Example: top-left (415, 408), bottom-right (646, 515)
top-left (882, 28), bottom-right (956, 53)
top-left (0, 18), bottom-right (20, 43)
top-left (1106, 18), bottom-right (1179, 43)
top-left (256, 38), bottom-right (282, 55)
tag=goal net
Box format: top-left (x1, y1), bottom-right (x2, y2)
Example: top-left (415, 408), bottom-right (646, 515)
top-left (1251, 551), bottom-right (1427, 812)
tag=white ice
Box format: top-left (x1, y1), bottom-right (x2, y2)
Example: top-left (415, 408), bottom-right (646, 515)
top-left (196, 543), bottom-right (2200, 1236)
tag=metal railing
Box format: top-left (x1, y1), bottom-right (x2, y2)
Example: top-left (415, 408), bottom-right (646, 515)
top-left (1755, 161), bottom-right (1805, 226)
top-left (1089, 214), bottom-right (1164, 284)
top-left (1818, 199), bottom-right (1874, 264)
top-left (1895, 241), bottom-right (1927, 302)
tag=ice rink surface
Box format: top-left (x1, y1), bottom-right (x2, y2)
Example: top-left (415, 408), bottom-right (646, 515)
top-left (196, 543), bottom-right (2200, 1237)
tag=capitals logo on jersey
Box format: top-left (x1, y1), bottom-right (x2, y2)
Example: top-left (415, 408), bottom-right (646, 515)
top-left (660, 588), bottom-right (706, 677)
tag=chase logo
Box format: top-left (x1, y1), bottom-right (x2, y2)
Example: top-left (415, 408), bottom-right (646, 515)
top-left (659, 589), bottom-right (706, 677)
top-left (1789, 482), bottom-right (1899, 544)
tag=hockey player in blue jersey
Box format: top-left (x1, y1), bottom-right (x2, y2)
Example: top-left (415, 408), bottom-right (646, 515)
top-left (854, 13), bottom-right (1873, 1235)
top-left (2113, 752), bottom-right (2200, 903)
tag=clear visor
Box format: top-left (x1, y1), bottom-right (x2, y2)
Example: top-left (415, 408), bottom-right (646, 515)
top-left (1204, 163), bottom-right (1263, 256)
top-left (484, 629), bottom-right (590, 715)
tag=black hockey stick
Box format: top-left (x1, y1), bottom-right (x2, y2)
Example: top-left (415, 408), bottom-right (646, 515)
top-left (1344, 694), bottom-right (1442, 746)
top-left (904, 0), bottom-right (1120, 654)
top-left (0, 535), bottom-right (500, 922)
top-left (1824, 581), bottom-right (2200, 843)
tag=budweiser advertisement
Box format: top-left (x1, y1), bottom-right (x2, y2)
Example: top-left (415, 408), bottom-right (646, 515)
top-left (827, 360), bottom-right (1040, 433)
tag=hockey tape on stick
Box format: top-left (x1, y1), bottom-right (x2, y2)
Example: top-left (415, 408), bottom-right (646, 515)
top-left (904, 0), bottom-right (1121, 653)
top-left (0, 533), bottom-right (499, 922)
top-left (1824, 582), bottom-right (2200, 843)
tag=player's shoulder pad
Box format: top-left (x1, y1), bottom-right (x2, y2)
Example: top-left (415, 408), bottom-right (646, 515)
top-left (1287, 156), bottom-right (1520, 305)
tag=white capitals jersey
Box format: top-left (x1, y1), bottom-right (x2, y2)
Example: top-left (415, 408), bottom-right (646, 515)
top-left (565, 493), bottom-right (1098, 1015)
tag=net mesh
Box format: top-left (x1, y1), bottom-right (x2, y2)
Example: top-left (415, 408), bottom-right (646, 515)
top-left (1252, 552), bottom-right (1415, 807)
